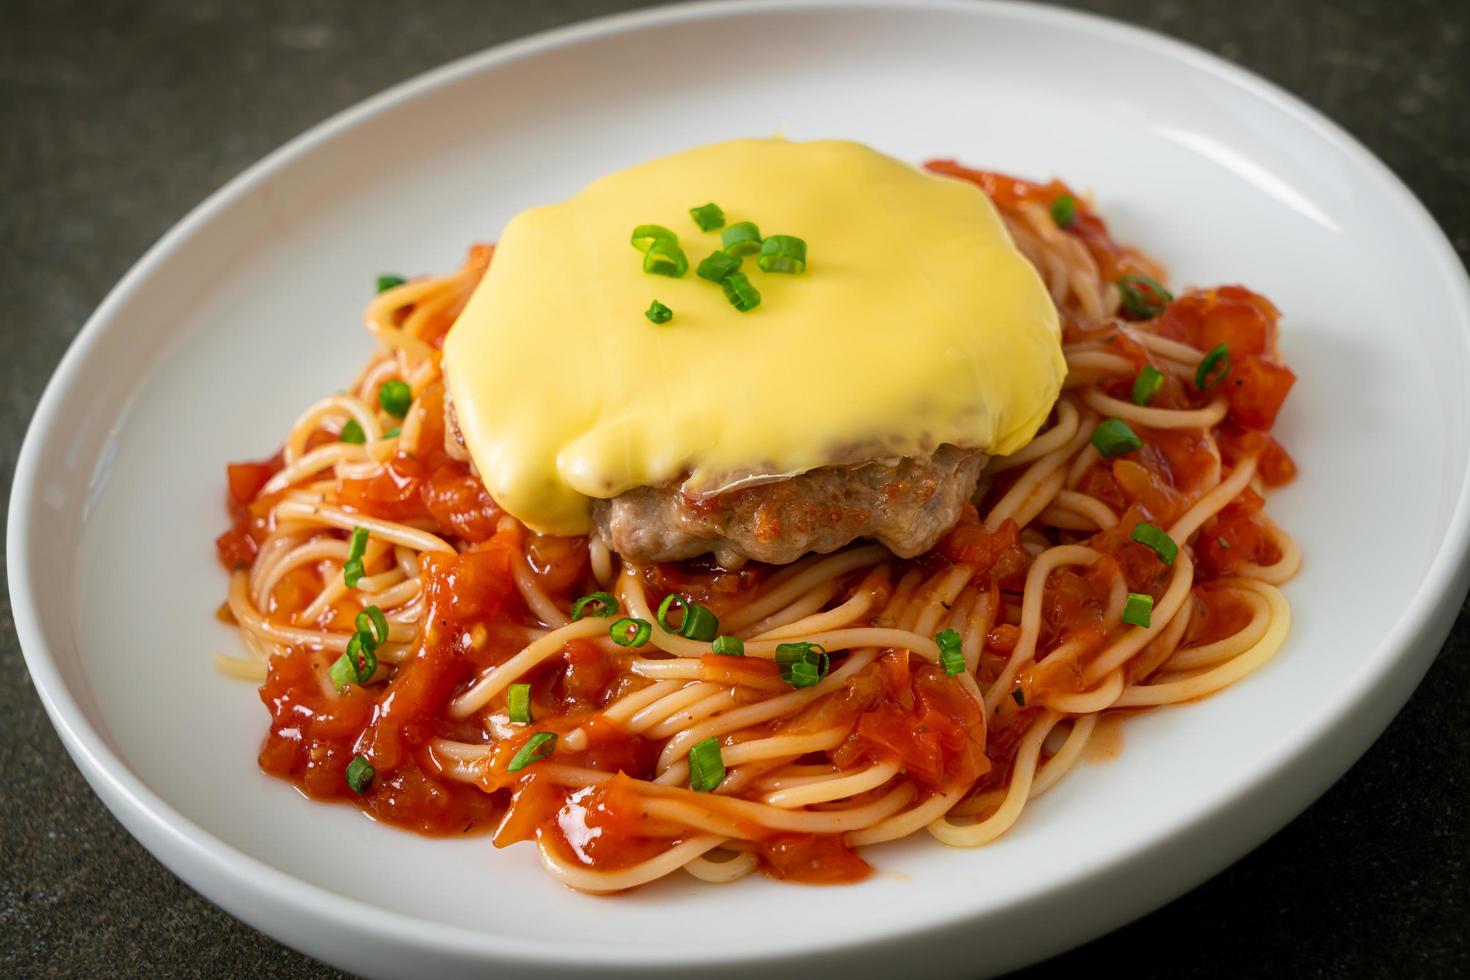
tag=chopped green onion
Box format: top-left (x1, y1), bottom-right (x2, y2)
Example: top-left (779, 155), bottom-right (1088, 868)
top-left (697, 250), bottom-right (742, 283)
top-left (656, 594), bottom-right (685, 633)
top-left (680, 605), bottom-right (718, 642)
top-left (1131, 365), bottom-right (1165, 406)
top-left (347, 631), bottom-right (378, 682)
top-left (378, 380), bottom-right (412, 419)
top-left (775, 642), bottom-right (829, 688)
top-left (343, 527), bottom-right (369, 589)
top-left (1217, 535), bottom-right (1231, 549)
top-left (330, 623), bottom-right (380, 689)
top-left (689, 203), bottom-right (725, 232)
top-left (507, 732), bottom-right (557, 773)
top-left (1091, 418), bottom-right (1144, 458)
top-left (328, 653), bottom-right (357, 691)
top-left (1123, 592), bottom-right (1154, 628)
top-left (936, 628), bottom-right (965, 676)
top-left (355, 606), bottom-right (390, 649)
top-left (345, 755), bottom-right (375, 793)
top-left (757, 235), bottom-right (807, 274)
top-left (385, 426), bottom-right (401, 439)
top-left (343, 558), bottom-right (365, 589)
top-left (643, 240), bottom-right (688, 278)
top-left (712, 635), bottom-right (744, 657)
top-left (1118, 275), bottom-right (1173, 319)
top-left (721, 272), bottom-right (761, 312)
top-left (610, 617), bottom-right (652, 647)
top-left (1012, 689), bottom-right (1026, 707)
top-left (1130, 523), bottom-right (1178, 566)
top-left (720, 221), bottom-right (762, 256)
top-left (645, 299), bottom-right (673, 325)
top-left (375, 274), bottom-right (406, 294)
top-left (1050, 194), bottom-right (1077, 229)
top-left (655, 595), bottom-right (720, 641)
top-left (339, 419), bottom-right (365, 444)
top-left (687, 737), bottom-right (725, 793)
top-left (630, 224), bottom-right (677, 252)
top-left (1195, 343), bottom-right (1231, 391)
top-left (570, 591), bottom-right (618, 620)
top-left (507, 683), bottom-right (532, 725)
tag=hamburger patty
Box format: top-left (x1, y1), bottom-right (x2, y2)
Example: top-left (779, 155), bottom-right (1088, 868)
top-left (445, 396), bottom-right (984, 565)
top-left (589, 446), bottom-right (986, 566)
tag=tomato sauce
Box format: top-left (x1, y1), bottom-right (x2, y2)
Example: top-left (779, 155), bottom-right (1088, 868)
top-left (214, 452), bottom-right (284, 570)
top-left (257, 647), bottom-right (500, 834)
top-left (221, 239), bottom-right (1297, 888)
top-left (502, 776), bottom-right (689, 872)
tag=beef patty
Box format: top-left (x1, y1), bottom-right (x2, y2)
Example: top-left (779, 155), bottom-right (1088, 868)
top-left (589, 447), bottom-right (985, 566)
top-left (446, 396), bottom-right (985, 566)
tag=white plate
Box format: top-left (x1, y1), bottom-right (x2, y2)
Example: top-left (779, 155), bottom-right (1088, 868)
top-left (11, 1), bottom-right (1470, 977)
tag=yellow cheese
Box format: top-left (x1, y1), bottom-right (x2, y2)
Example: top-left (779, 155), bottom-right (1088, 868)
top-left (443, 138), bottom-right (1063, 536)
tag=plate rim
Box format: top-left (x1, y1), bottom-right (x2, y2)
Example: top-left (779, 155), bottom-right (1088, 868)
top-left (10, 0), bottom-right (1470, 972)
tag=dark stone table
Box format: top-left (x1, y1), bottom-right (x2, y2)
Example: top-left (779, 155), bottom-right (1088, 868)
top-left (3, 1), bottom-right (1466, 976)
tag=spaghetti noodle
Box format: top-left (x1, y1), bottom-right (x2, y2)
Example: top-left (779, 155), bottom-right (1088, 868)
top-left (215, 163), bottom-right (1298, 891)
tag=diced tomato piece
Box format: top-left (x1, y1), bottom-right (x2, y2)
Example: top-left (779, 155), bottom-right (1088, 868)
top-left (1096, 327), bottom-right (1155, 373)
top-left (1088, 505), bottom-right (1170, 593)
top-left (215, 523), bottom-right (257, 570)
top-left (226, 454), bottom-right (282, 506)
top-left (988, 623), bottom-right (1021, 652)
top-left (421, 461), bottom-right (502, 541)
top-left (1197, 489), bottom-right (1278, 578)
top-left (420, 542), bottom-right (518, 635)
top-left (371, 757), bottom-right (499, 834)
top-left (337, 452), bottom-right (432, 521)
top-left (1218, 426), bottom-right (1297, 486)
top-left (1224, 355), bottom-right (1296, 430)
top-left (1256, 437), bottom-right (1297, 485)
top-left (268, 564), bottom-right (320, 619)
top-left (1158, 285), bottom-right (1280, 356)
top-left (760, 834), bottom-right (872, 884)
top-left (1040, 556), bottom-right (1120, 650)
top-left (939, 513), bottom-right (1028, 580)
top-left (876, 649), bottom-right (914, 710)
top-left (1106, 427), bottom-right (1216, 527)
top-left (561, 639), bottom-right (615, 707)
top-left (1077, 464), bottom-right (1127, 512)
top-left (1184, 585), bottom-right (1257, 649)
top-left (1112, 458), bottom-right (1186, 524)
top-left (1146, 426), bottom-right (1219, 494)
top-left (854, 664), bottom-right (989, 791)
top-left (526, 534), bottom-right (590, 596)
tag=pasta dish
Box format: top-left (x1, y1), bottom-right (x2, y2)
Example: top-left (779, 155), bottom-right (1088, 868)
top-left (215, 139), bottom-right (1298, 891)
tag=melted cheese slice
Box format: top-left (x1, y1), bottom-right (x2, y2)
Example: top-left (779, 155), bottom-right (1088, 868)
top-left (443, 138), bottom-right (1064, 536)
